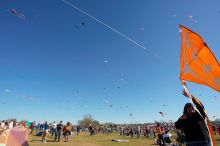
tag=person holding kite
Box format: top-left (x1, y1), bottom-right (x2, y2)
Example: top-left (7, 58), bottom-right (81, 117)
top-left (175, 90), bottom-right (211, 146)
top-left (177, 25), bottom-right (218, 146)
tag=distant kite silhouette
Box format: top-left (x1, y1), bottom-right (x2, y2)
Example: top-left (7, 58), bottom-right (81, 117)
top-left (10, 8), bottom-right (26, 20)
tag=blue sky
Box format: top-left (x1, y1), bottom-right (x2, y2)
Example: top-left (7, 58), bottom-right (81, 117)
top-left (0, 0), bottom-right (220, 124)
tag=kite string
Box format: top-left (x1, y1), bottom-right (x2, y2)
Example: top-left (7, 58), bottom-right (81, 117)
top-left (62, 0), bottom-right (167, 63)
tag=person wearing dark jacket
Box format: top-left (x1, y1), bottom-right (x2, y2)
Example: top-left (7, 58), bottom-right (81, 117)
top-left (175, 90), bottom-right (211, 146)
top-left (54, 121), bottom-right (63, 142)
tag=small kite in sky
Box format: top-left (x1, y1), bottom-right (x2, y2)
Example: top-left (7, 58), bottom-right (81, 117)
top-left (188, 14), bottom-right (198, 24)
top-left (159, 112), bottom-right (164, 117)
top-left (213, 95), bottom-right (218, 100)
top-left (5, 89), bottom-right (10, 92)
top-left (11, 8), bottom-right (17, 14)
top-left (188, 14), bottom-right (193, 19)
top-left (81, 21), bottom-right (87, 27)
top-left (10, 8), bottom-right (26, 20)
top-left (104, 60), bottom-right (108, 63)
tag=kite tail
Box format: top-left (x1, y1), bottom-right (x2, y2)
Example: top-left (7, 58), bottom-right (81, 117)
top-left (181, 80), bottom-right (216, 146)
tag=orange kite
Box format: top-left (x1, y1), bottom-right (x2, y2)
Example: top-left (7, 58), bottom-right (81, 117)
top-left (180, 25), bottom-right (220, 92)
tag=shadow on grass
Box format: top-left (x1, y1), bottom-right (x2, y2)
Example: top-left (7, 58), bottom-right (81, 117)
top-left (31, 139), bottom-right (56, 143)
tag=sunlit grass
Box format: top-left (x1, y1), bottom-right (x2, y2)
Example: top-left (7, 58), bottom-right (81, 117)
top-left (27, 132), bottom-right (220, 146)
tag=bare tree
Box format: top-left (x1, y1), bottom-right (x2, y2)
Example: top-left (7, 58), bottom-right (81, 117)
top-left (78, 114), bottom-right (94, 128)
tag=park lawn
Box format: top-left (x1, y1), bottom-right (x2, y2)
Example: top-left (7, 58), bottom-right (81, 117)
top-left (28, 132), bottom-right (220, 146)
top-left (28, 132), bottom-right (163, 146)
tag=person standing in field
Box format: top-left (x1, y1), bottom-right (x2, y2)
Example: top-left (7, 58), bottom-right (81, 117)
top-left (54, 121), bottom-right (63, 142)
top-left (42, 121), bottom-right (49, 143)
top-left (77, 125), bottom-right (81, 135)
top-left (155, 122), bottom-right (165, 146)
top-left (63, 122), bottom-right (72, 142)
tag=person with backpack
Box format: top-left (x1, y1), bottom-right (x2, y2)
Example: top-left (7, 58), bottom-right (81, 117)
top-left (63, 122), bottom-right (72, 142)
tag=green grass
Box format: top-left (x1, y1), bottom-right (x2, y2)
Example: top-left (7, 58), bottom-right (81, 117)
top-left (28, 132), bottom-right (220, 146)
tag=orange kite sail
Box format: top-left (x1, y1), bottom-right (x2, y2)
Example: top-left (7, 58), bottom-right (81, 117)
top-left (180, 25), bottom-right (220, 91)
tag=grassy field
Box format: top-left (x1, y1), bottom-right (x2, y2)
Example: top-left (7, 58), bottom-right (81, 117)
top-left (28, 132), bottom-right (220, 146)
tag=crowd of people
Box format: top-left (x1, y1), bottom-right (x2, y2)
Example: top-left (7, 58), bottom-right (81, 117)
top-left (25, 119), bottom-right (220, 145)
top-left (0, 119), bottom-right (219, 145)
top-left (1, 116), bottom-right (220, 145)
top-left (0, 120), bottom-right (15, 136)
top-left (28, 121), bottom-right (73, 143)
